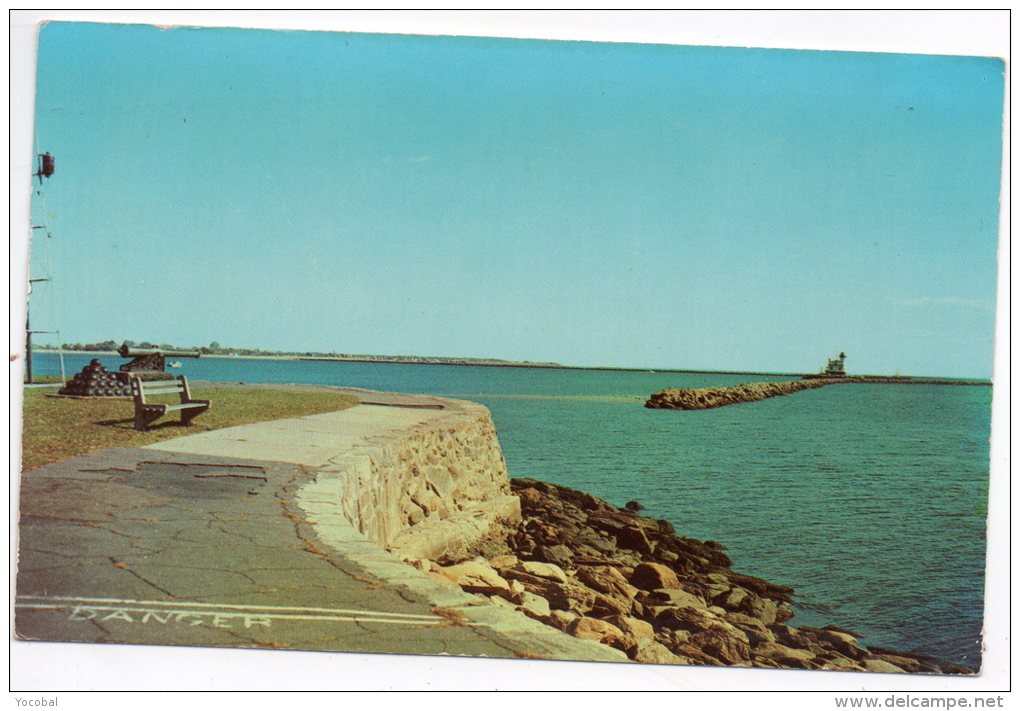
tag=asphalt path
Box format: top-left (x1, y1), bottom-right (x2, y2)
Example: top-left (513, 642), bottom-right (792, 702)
top-left (15, 447), bottom-right (512, 658)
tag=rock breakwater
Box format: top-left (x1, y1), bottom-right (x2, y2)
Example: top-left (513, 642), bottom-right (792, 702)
top-left (645, 378), bottom-right (850, 410)
top-left (417, 479), bottom-right (970, 673)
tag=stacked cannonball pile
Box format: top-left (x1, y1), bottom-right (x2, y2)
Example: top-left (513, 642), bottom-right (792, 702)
top-left (58, 359), bottom-right (132, 397)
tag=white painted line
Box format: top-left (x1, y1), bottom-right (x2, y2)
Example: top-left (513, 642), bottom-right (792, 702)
top-left (16, 594), bottom-right (439, 620)
top-left (16, 602), bottom-right (447, 626)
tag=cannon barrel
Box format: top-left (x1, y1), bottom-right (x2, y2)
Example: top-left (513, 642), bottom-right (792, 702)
top-left (117, 346), bottom-right (201, 359)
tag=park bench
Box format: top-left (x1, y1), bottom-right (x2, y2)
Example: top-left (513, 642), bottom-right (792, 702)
top-left (130, 375), bottom-right (210, 431)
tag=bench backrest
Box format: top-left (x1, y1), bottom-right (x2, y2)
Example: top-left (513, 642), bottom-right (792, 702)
top-left (130, 375), bottom-right (188, 402)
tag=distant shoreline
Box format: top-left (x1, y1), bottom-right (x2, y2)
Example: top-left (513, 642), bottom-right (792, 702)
top-left (32, 349), bottom-right (991, 385)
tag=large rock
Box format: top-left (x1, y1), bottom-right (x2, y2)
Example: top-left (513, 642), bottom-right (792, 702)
top-left (775, 602), bottom-right (795, 623)
top-left (438, 559), bottom-right (511, 598)
top-left (533, 544), bottom-right (573, 568)
top-left (559, 582), bottom-right (599, 615)
top-left (501, 565), bottom-right (600, 615)
top-left (726, 571), bottom-right (794, 603)
top-left (518, 561), bottom-right (568, 583)
top-left (488, 554), bottom-right (519, 570)
top-left (487, 594), bottom-right (516, 609)
top-left (644, 587), bottom-right (705, 609)
top-left (502, 567), bottom-right (555, 588)
top-left (820, 657), bottom-right (866, 672)
top-left (514, 487), bottom-right (545, 508)
top-left (658, 550), bottom-right (680, 566)
top-left (690, 626), bottom-right (752, 665)
top-left (869, 653), bottom-right (925, 674)
top-left (864, 658), bottom-right (907, 674)
top-left (549, 609), bottom-right (577, 631)
top-left (586, 535), bottom-right (618, 556)
top-left (655, 605), bottom-right (723, 633)
top-left (517, 591), bottom-right (552, 621)
top-left (586, 513), bottom-right (630, 537)
top-left (803, 627), bottom-right (863, 658)
top-left (716, 586), bottom-right (750, 610)
top-left (656, 628), bottom-right (691, 649)
top-left (567, 617), bottom-right (628, 649)
top-left (673, 642), bottom-right (726, 667)
top-left (602, 614), bottom-right (655, 643)
top-left (703, 579), bottom-right (732, 601)
top-left (631, 638), bottom-right (689, 665)
top-left (630, 562), bottom-right (681, 591)
top-left (516, 576), bottom-right (565, 606)
top-left (590, 591), bottom-right (632, 618)
top-left (587, 512), bottom-right (656, 559)
top-left (612, 522), bottom-right (652, 554)
top-left (616, 525), bottom-right (654, 555)
top-left (725, 612), bottom-right (775, 645)
top-left (575, 565), bottom-right (638, 600)
top-left (656, 605), bottom-right (751, 666)
top-left (559, 580), bottom-right (599, 615)
top-left (507, 579), bottom-right (526, 601)
top-left (743, 595), bottom-right (778, 625)
top-left (754, 641), bottom-right (818, 666)
top-left (768, 623), bottom-right (809, 648)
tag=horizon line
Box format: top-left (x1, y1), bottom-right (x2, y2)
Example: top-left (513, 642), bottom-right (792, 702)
top-left (30, 345), bottom-right (992, 383)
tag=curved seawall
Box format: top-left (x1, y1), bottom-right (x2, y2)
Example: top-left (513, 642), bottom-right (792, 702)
top-left (147, 388), bottom-right (521, 561)
top-left (313, 396), bottom-right (522, 560)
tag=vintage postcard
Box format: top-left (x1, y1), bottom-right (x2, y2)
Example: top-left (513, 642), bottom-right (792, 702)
top-left (13, 14), bottom-right (1006, 691)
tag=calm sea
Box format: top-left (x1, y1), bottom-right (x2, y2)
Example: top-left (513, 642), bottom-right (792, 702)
top-left (30, 353), bottom-right (992, 667)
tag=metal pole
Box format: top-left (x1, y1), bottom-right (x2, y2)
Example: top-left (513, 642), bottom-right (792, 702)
top-left (26, 308), bottom-right (33, 384)
top-left (25, 278), bottom-right (49, 385)
top-left (28, 150), bottom-right (55, 385)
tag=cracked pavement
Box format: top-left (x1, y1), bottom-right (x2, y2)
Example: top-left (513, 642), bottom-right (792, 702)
top-left (15, 447), bottom-right (513, 658)
top-left (16, 394), bottom-right (624, 664)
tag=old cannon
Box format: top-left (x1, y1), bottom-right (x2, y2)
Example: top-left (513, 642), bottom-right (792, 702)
top-left (58, 347), bottom-right (202, 398)
top-left (117, 345), bottom-right (202, 377)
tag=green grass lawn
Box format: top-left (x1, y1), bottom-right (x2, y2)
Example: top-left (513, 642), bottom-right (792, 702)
top-left (23, 374), bottom-right (65, 384)
top-left (20, 384), bottom-right (359, 471)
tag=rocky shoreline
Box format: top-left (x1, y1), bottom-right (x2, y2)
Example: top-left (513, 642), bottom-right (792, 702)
top-left (416, 478), bottom-right (971, 674)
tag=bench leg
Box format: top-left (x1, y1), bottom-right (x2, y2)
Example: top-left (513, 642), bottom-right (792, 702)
top-left (181, 405), bottom-right (208, 426)
top-left (134, 409), bottom-right (164, 431)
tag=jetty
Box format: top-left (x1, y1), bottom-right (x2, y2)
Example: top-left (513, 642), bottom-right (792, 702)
top-left (646, 353), bottom-right (990, 411)
top-left (646, 378), bottom-right (847, 410)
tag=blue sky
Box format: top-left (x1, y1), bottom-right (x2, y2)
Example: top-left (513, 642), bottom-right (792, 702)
top-left (28, 22), bottom-right (1004, 377)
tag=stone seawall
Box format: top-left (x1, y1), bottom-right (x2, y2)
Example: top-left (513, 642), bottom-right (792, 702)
top-left (147, 390), bottom-right (522, 563)
top-left (320, 398), bottom-right (522, 561)
top-left (645, 378), bottom-right (849, 410)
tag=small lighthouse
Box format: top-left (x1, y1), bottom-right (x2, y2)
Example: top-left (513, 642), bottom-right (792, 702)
top-left (823, 352), bottom-right (847, 377)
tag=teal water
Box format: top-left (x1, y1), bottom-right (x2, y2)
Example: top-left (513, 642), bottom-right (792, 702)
top-left (30, 353), bottom-right (991, 667)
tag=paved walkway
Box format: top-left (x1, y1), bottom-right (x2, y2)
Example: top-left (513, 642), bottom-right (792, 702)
top-left (15, 397), bottom-right (623, 663)
top-left (147, 400), bottom-right (440, 467)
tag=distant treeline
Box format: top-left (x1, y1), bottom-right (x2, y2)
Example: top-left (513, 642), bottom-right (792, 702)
top-left (36, 340), bottom-right (560, 366)
top-left (41, 339), bottom-right (333, 357)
